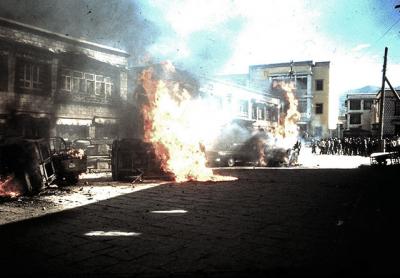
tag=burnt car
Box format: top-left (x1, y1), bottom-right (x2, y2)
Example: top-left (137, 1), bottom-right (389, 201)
top-left (71, 138), bottom-right (112, 172)
top-left (49, 137), bottom-right (87, 184)
top-left (111, 138), bottom-right (167, 181)
top-left (0, 137), bottom-right (56, 194)
top-left (206, 142), bottom-right (257, 167)
top-left (264, 147), bottom-right (290, 167)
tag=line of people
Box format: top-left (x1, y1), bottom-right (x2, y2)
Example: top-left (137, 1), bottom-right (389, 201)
top-left (310, 136), bottom-right (400, 157)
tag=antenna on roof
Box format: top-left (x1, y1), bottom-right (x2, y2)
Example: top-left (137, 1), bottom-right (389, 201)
top-left (288, 60), bottom-right (295, 81)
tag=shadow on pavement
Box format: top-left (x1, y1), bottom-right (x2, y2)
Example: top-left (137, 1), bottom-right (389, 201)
top-left (0, 167), bottom-right (398, 278)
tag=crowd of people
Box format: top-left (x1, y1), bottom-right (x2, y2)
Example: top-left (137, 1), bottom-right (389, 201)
top-left (310, 136), bottom-right (400, 157)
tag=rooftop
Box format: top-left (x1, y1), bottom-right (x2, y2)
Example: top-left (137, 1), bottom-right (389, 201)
top-left (0, 16), bottom-right (129, 57)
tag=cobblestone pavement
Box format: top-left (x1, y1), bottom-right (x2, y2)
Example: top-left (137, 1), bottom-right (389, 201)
top-left (0, 167), bottom-right (398, 278)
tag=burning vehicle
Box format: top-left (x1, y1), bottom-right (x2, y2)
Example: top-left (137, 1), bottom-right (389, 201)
top-left (0, 137), bottom-right (56, 196)
top-left (71, 138), bottom-right (112, 172)
top-left (49, 137), bottom-right (87, 184)
top-left (111, 138), bottom-right (168, 181)
top-left (206, 142), bottom-right (258, 167)
top-left (0, 136), bottom-right (87, 197)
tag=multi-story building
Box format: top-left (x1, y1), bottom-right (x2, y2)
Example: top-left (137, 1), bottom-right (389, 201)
top-left (371, 89), bottom-right (400, 137)
top-left (248, 61), bottom-right (330, 138)
top-left (343, 93), bottom-right (375, 136)
top-left (0, 17), bottom-right (129, 140)
top-left (199, 77), bottom-right (281, 137)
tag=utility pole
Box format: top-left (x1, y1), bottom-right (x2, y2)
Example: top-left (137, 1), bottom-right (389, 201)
top-left (379, 47), bottom-right (388, 151)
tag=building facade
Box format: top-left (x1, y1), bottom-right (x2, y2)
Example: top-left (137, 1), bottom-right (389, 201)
top-left (372, 89), bottom-right (400, 137)
top-left (344, 93), bottom-right (375, 136)
top-left (248, 61), bottom-right (330, 138)
top-left (199, 77), bottom-right (280, 134)
top-left (0, 17), bottom-right (129, 141)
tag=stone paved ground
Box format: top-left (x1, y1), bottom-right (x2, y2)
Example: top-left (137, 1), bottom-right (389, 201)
top-left (0, 167), bottom-right (398, 278)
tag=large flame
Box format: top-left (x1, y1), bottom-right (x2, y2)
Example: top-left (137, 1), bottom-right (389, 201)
top-left (0, 175), bottom-right (23, 198)
top-left (140, 62), bottom-right (236, 182)
top-left (272, 80), bottom-right (300, 149)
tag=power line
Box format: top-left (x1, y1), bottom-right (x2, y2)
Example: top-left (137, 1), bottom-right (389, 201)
top-left (374, 17), bottom-right (400, 44)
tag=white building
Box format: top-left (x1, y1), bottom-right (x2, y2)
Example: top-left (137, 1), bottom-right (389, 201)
top-left (199, 77), bottom-right (281, 133)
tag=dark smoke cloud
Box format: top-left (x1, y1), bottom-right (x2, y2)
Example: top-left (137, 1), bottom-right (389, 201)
top-left (0, 0), bottom-right (245, 73)
top-left (0, 0), bottom-right (159, 66)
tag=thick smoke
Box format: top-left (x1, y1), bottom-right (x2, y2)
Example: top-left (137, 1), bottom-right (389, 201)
top-left (0, 0), bottom-right (158, 66)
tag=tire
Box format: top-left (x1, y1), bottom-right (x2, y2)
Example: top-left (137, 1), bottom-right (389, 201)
top-left (227, 157), bottom-right (235, 167)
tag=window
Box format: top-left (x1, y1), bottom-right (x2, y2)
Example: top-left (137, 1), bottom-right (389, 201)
top-left (72, 71), bottom-right (83, 92)
top-left (16, 59), bottom-right (49, 92)
top-left (349, 113), bottom-right (361, 125)
top-left (298, 100), bottom-right (307, 113)
top-left (363, 100), bottom-right (373, 110)
top-left (395, 100), bottom-right (400, 116)
top-left (61, 69), bottom-right (71, 91)
top-left (349, 99), bottom-right (361, 110)
top-left (257, 105), bottom-right (265, 120)
top-left (251, 103), bottom-right (257, 120)
top-left (316, 79), bottom-right (323, 91)
top-left (95, 75), bottom-right (105, 96)
top-left (0, 55), bottom-right (8, 91)
top-left (296, 77), bottom-right (307, 90)
top-left (85, 73), bottom-right (94, 95)
top-left (21, 64), bottom-right (40, 89)
top-left (269, 105), bottom-right (278, 121)
top-left (105, 77), bottom-right (113, 98)
top-left (315, 103), bottom-right (323, 114)
top-left (60, 69), bottom-right (113, 97)
top-left (239, 100), bottom-right (249, 117)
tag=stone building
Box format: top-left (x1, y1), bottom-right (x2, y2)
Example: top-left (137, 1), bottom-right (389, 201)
top-left (0, 17), bottom-right (129, 141)
top-left (343, 93), bottom-right (375, 136)
top-left (372, 89), bottom-right (400, 137)
top-left (248, 61), bottom-right (331, 138)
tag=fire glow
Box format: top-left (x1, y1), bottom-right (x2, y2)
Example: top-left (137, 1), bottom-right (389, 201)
top-left (0, 175), bottom-right (23, 198)
top-left (273, 81), bottom-right (300, 149)
top-left (140, 62), bottom-right (237, 182)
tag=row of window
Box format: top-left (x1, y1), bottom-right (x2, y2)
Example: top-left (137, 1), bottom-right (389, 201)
top-left (348, 101), bottom-right (400, 125)
top-left (0, 56), bottom-right (116, 97)
top-left (348, 99), bottom-right (373, 110)
top-left (240, 100), bottom-right (324, 116)
top-left (239, 100), bottom-right (279, 121)
top-left (270, 77), bottom-right (324, 91)
top-left (289, 100), bottom-right (324, 115)
top-left (60, 69), bottom-right (114, 97)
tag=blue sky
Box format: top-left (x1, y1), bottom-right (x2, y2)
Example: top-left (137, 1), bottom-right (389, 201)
top-left (135, 0), bottom-right (400, 126)
top-left (137, 0), bottom-right (400, 88)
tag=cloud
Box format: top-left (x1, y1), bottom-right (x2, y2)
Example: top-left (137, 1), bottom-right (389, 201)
top-left (351, 44), bottom-right (371, 52)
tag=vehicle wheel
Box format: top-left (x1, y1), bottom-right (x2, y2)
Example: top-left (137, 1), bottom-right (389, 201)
top-left (227, 157), bottom-right (235, 167)
top-left (66, 174), bottom-right (79, 185)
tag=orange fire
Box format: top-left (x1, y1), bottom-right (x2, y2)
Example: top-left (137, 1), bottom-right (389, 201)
top-left (67, 148), bottom-right (85, 159)
top-left (139, 62), bottom-right (236, 182)
top-left (272, 80), bottom-right (300, 149)
top-left (0, 175), bottom-right (23, 198)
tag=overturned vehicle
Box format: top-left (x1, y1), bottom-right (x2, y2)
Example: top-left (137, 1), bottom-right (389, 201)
top-left (111, 138), bottom-right (170, 181)
top-left (0, 136), bottom-right (87, 196)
